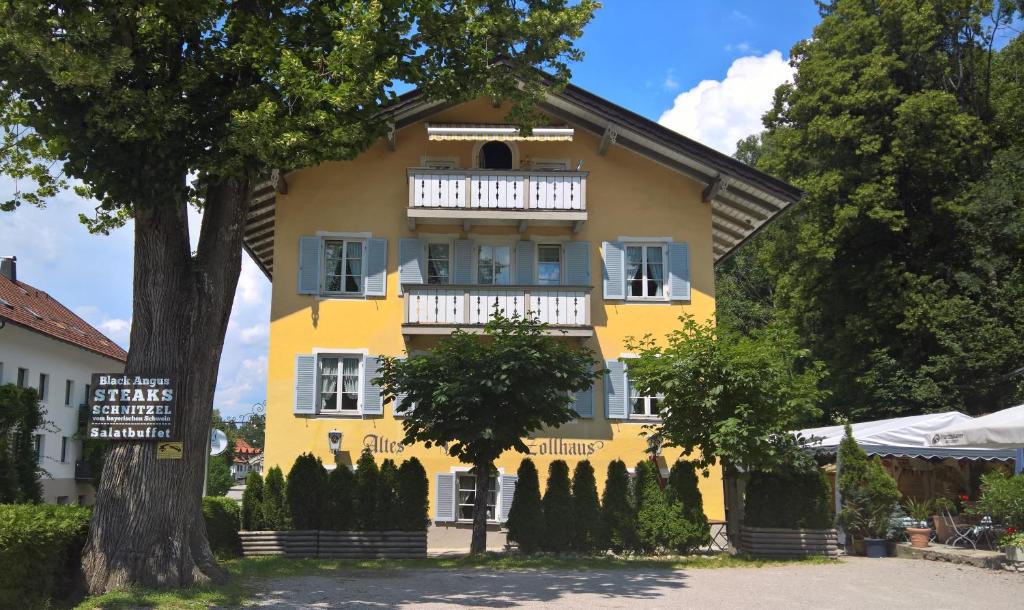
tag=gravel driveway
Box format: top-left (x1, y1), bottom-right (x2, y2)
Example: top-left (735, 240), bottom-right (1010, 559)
top-left (248, 557), bottom-right (1022, 609)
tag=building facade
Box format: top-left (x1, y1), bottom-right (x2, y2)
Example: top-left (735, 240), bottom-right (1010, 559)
top-left (251, 87), bottom-right (799, 550)
top-left (0, 256), bottom-right (127, 505)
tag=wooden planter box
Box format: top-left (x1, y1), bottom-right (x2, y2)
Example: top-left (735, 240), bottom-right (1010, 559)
top-left (240, 530), bottom-right (427, 559)
top-left (738, 526), bottom-right (840, 559)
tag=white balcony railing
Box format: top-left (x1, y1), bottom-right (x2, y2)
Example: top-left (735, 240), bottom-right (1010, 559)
top-left (404, 284), bottom-right (592, 328)
top-left (408, 169), bottom-right (587, 211)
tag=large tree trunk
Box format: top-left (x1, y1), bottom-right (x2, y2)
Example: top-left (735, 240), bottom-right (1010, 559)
top-left (470, 460), bottom-right (492, 554)
top-left (81, 175), bottom-right (252, 593)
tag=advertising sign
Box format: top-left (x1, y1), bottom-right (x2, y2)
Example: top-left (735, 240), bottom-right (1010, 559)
top-left (86, 374), bottom-right (175, 440)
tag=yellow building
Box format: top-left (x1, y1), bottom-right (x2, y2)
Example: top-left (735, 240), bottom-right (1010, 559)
top-left (245, 84), bottom-right (800, 550)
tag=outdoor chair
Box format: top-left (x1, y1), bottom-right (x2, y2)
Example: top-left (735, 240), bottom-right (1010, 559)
top-left (941, 507), bottom-right (985, 550)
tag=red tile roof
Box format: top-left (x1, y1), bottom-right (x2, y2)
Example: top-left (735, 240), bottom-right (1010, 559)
top-left (0, 274), bottom-right (127, 363)
top-left (234, 438), bottom-right (261, 455)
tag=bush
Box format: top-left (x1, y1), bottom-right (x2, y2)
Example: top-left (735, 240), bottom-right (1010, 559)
top-left (837, 423), bottom-right (868, 501)
top-left (286, 453), bottom-right (327, 530)
top-left (354, 448), bottom-right (380, 530)
top-left (206, 454), bottom-right (234, 497)
top-left (0, 503), bottom-right (90, 608)
top-left (379, 458), bottom-right (401, 530)
top-left (202, 496), bottom-right (241, 558)
top-left (634, 460), bottom-right (674, 553)
top-left (262, 465), bottom-right (289, 530)
top-left (974, 472), bottom-right (1024, 530)
top-left (241, 471), bottom-right (265, 530)
top-left (836, 429), bottom-right (900, 540)
top-left (0, 384), bottom-right (44, 503)
top-left (506, 458), bottom-right (544, 553)
top-left (542, 460), bottom-right (574, 552)
top-left (665, 461), bottom-right (711, 553)
top-left (601, 459), bottom-right (638, 552)
top-left (324, 465), bottom-right (356, 531)
top-left (571, 460), bottom-right (601, 552)
top-left (744, 468), bottom-right (833, 530)
top-left (396, 458), bottom-right (429, 531)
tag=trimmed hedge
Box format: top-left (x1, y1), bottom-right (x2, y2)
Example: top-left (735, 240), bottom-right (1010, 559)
top-left (202, 496), bottom-right (241, 558)
top-left (0, 503), bottom-right (91, 608)
top-left (744, 468), bottom-right (833, 529)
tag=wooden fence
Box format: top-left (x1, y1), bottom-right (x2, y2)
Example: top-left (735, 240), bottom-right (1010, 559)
top-left (240, 530), bottom-right (428, 559)
top-left (738, 526), bottom-right (840, 559)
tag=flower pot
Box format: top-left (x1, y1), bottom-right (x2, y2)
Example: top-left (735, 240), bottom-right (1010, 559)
top-left (1007, 546), bottom-right (1024, 562)
top-left (906, 527), bottom-right (931, 549)
top-left (864, 538), bottom-right (888, 558)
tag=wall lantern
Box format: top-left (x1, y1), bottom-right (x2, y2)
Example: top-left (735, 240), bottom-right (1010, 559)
top-left (327, 429), bottom-right (343, 453)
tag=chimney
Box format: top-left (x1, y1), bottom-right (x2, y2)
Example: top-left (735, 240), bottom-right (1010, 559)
top-left (0, 256), bottom-right (16, 283)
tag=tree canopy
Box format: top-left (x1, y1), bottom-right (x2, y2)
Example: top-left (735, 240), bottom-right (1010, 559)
top-left (718, 0), bottom-right (1024, 422)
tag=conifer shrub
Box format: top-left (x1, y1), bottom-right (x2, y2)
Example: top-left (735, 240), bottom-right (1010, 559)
top-left (571, 460), bottom-right (602, 553)
top-left (379, 458), bottom-right (400, 530)
top-left (396, 457), bottom-right (429, 531)
top-left (541, 460), bottom-right (574, 552)
top-left (601, 459), bottom-right (639, 553)
top-left (665, 460), bottom-right (711, 553)
top-left (506, 458), bottom-right (545, 553)
top-left (323, 465), bottom-right (356, 531)
top-left (835, 426), bottom-right (900, 539)
top-left (634, 460), bottom-right (674, 553)
top-left (262, 465), bottom-right (289, 530)
top-left (354, 448), bottom-right (381, 530)
top-left (241, 471), bottom-right (265, 530)
top-left (202, 496), bottom-right (241, 557)
top-left (286, 453), bottom-right (327, 530)
top-left (744, 468), bottom-right (832, 529)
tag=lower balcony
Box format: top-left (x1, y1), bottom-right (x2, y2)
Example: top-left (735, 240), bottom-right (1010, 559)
top-left (402, 284), bottom-right (593, 338)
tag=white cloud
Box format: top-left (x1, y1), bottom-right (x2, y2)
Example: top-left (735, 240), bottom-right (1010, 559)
top-left (238, 324), bottom-right (267, 344)
top-left (725, 41), bottom-right (757, 54)
top-left (236, 257), bottom-right (268, 306)
top-left (657, 50), bottom-right (793, 155)
top-left (663, 69), bottom-right (679, 91)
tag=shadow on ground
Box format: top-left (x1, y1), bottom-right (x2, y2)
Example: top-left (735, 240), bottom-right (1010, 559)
top-left (250, 567), bottom-right (687, 608)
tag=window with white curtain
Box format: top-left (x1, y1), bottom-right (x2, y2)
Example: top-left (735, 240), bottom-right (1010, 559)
top-left (478, 245), bottom-right (511, 285)
top-left (318, 355), bottom-right (361, 412)
top-left (323, 240), bottom-right (364, 294)
top-left (626, 244), bottom-right (665, 299)
top-left (427, 243), bottom-right (451, 285)
top-left (457, 473), bottom-right (497, 521)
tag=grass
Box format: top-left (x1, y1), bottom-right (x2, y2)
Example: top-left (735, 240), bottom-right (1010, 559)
top-left (76, 553), bottom-right (839, 609)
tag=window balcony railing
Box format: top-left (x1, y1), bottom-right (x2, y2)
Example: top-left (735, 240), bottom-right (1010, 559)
top-left (407, 168), bottom-right (587, 211)
top-left (402, 284), bottom-right (592, 337)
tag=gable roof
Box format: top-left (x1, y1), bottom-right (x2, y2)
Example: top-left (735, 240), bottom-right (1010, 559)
top-left (0, 273), bottom-right (128, 363)
top-left (243, 84), bottom-right (802, 279)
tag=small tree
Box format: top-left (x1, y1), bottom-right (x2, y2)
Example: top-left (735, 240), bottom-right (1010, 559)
top-left (571, 460), bottom-right (601, 553)
top-left (377, 313), bottom-right (599, 553)
top-left (323, 466), bottom-right (355, 531)
top-left (837, 424), bottom-right (869, 501)
top-left (665, 461), bottom-right (711, 554)
top-left (836, 428), bottom-right (899, 540)
top-left (205, 455), bottom-right (234, 497)
top-left (541, 460), bottom-right (574, 553)
top-left (506, 458), bottom-right (545, 553)
top-left (262, 466), bottom-right (288, 531)
top-left (286, 453), bottom-right (327, 530)
top-left (635, 461), bottom-right (676, 553)
top-left (379, 459), bottom-right (400, 530)
top-left (241, 472), bottom-right (265, 531)
top-left (601, 460), bottom-right (638, 553)
top-left (396, 458), bottom-right (429, 532)
top-left (354, 448), bottom-right (380, 531)
top-left (0, 384), bottom-right (44, 503)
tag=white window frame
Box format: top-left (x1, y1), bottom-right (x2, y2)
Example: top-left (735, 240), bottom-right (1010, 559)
top-left (320, 237), bottom-right (367, 297)
top-left (38, 373), bottom-right (49, 402)
top-left (535, 243), bottom-right (563, 286)
top-left (426, 240), bottom-right (453, 286)
top-left (17, 367), bottom-right (28, 388)
top-left (64, 379), bottom-right (74, 407)
top-left (453, 469), bottom-right (500, 524)
top-left (60, 436), bottom-right (69, 464)
top-left (625, 361), bottom-right (663, 421)
top-left (314, 352), bottom-right (364, 416)
top-left (34, 434), bottom-right (44, 464)
top-left (624, 242), bottom-right (668, 302)
top-left (474, 240), bottom-right (515, 286)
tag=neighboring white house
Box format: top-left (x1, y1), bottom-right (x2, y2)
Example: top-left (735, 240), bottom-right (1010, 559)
top-left (0, 256), bottom-right (127, 505)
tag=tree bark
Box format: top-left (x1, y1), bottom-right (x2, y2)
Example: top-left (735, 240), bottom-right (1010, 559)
top-left (81, 175), bottom-right (252, 593)
top-left (470, 460), bottom-right (492, 554)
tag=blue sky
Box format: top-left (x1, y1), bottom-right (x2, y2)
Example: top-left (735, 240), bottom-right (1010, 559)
top-left (0, 1), bottom-right (821, 417)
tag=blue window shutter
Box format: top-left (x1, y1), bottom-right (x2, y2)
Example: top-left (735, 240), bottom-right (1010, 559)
top-left (668, 242), bottom-right (690, 301)
top-left (294, 354), bottom-right (316, 414)
top-left (604, 360), bottom-right (627, 419)
top-left (565, 241), bottom-right (590, 285)
top-left (516, 241), bottom-right (535, 285)
top-left (362, 356), bottom-right (382, 415)
top-left (435, 473), bottom-right (456, 522)
top-left (572, 385), bottom-right (594, 418)
top-left (399, 238), bottom-right (425, 290)
top-left (602, 241), bottom-right (625, 300)
top-left (365, 238), bottom-right (387, 297)
top-left (298, 236), bottom-right (321, 295)
top-left (499, 474), bottom-right (518, 522)
top-left (453, 240), bottom-right (474, 284)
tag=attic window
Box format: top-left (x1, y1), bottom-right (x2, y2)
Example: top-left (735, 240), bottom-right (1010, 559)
top-left (24, 306), bottom-right (43, 320)
top-left (479, 141), bottom-right (513, 170)
top-left (0, 297), bottom-right (12, 308)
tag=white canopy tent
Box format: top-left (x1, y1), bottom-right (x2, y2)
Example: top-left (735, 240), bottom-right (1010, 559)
top-left (928, 404), bottom-right (1024, 474)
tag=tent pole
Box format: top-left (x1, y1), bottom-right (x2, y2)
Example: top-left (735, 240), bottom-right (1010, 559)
top-left (1016, 448), bottom-right (1023, 475)
top-left (835, 450), bottom-right (844, 547)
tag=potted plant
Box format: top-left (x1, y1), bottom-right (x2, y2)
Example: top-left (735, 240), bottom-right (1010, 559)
top-left (973, 472), bottom-right (1024, 562)
top-left (1002, 529), bottom-right (1024, 562)
top-left (836, 427), bottom-right (901, 557)
top-left (903, 497), bottom-right (932, 548)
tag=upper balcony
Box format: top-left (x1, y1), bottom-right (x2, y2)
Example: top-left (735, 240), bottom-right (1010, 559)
top-left (406, 168), bottom-right (588, 232)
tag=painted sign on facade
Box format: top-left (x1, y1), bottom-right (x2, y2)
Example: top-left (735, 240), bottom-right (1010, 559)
top-left (86, 374), bottom-right (175, 440)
